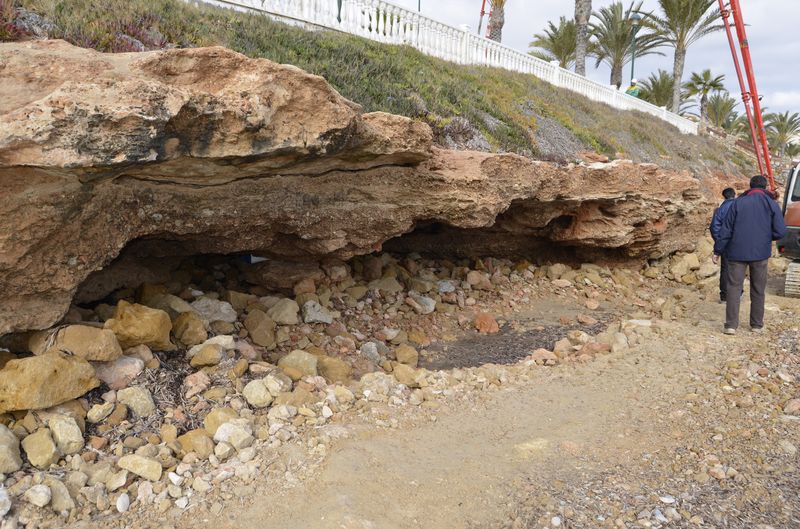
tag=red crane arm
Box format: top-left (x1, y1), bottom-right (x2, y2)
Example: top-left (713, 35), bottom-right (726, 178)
top-left (718, 0), bottom-right (775, 190)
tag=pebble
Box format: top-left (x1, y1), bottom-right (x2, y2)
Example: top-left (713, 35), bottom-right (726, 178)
top-left (0, 488), bottom-right (11, 517)
top-left (116, 493), bottom-right (130, 513)
top-left (23, 484), bottom-right (51, 507)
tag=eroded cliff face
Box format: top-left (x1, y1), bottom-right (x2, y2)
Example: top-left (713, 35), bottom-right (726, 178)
top-left (0, 41), bottom-right (708, 335)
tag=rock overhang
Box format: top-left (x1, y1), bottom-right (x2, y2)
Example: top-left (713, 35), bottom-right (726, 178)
top-left (0, 40), bottom-right (709, 335)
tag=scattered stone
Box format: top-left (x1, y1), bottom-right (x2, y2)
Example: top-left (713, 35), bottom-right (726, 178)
top-left (360, 342), bottom-right (381, 363)
top-left (267, 299), bottom-right (301, 325)
top-left (408, 292), bottom-right (436, 314)
top-left (242, 379), bottom-right (274, 409)
top-left (48, 415), bottom-right (84, 455)
top-left (0, 352), bottom-right (99, 413)
top-left (87, 402), bottom-right (115, 423)
top-left (116, 492), bottom-right (130, 513)
top-left (106, 469), bottom-right (128, 492)
top-left (190, 297), bottom-right (238, 324)
top-left (204, 407), bottom-right (239, 436)
top-left (317, 356), bottom-right (352, 383)
top-left (190, 343), bottom-right (224, 367)
top-left (530, 349), bottom-right (557, 365)
top-left (244, 309), bottom-right (276, 348)
top-left (30, 325), bottom-right (123, 361)
top-left (24, 484), bottom-right (51, 507)
top-left (264, 372), bottom-right (293, 396)
top-left (392, 363), bottom-right (419, 387)
top-left (474, 313), bottom-right (500, 334)
top-left (302, 300), bottom-right (334, 324)
top-left (0, 425), bottom-right (22, 473)
top-left (0, 488), bottom-right (9, 518)
top-left (783, 399), bottom-right (800, 415)
top-left (278, 350), bottom-right (318, 378)
top-left (117, 386), bottom-right (156, 417)
top-left (368, 277), bottom-right (404, 294)
top-left (93, 355), bottom-right (145, 390)
top-left (213, 420), bottom-right (254, 450)
top-left (395, 344), bottom-right (419, 367)
top-left (21, 428), bottom-right (59, 469)
top-left (184, 370), bottom-right (212, 399)
top-left (118, 454), bottom-right (163, 481)
top-left (177, 429), bottom-right (214, 459)
top-left (43, 476), bottom-right (74, 513)
top-left (104, 300), bottom-right (174, 351)
top-left (225, 290), bottom-right (257, 311)
top-left (173, 311), bottom-right (208, 347)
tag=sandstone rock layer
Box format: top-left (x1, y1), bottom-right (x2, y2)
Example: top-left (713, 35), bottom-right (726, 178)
top-left (0, 41), bottom-right (707, 334)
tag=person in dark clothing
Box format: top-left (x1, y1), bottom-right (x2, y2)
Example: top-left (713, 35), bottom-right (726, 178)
top-left (709, 187), bottom-right (737, 302)
top-left (713, 175), bottom-right (787, 335)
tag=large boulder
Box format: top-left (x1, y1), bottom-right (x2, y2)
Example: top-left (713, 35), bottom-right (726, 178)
top-left (0, 352), bottom-right (99, 413)
top-left (103, 301), bottom-right (174, 351)
top-left (29, 325), bottom-right (123, 361)
top-left (0, 41), bottom-right (709, 334)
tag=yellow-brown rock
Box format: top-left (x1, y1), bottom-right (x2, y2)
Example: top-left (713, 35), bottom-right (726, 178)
top-left (29, 325), bottom-right (123, 361)
top-left (104, 301), bottom-right (174, 351)
top-left (172, 311), bottom-right (207, 347)
top-left (0, 352), bottom-right (99, 414)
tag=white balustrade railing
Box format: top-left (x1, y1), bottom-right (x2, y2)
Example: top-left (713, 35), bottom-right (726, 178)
top-left (187, 0), bottom-right (698, 135)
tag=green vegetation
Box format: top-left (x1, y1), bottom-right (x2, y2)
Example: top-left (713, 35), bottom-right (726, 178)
top-left (4, 0), bottom-right (750, 172)
top-left (683, 69), bottom-right (725, 122)
top-left (528, 16), bottom-right (577, 68)
top-left (589, 1), bottom-right (663, 88)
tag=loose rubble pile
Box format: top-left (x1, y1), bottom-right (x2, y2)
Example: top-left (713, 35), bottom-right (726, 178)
top-left (0, 235), bottom-right (732, 528)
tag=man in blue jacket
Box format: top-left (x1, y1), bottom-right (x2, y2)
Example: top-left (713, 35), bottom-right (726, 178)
top-left (709, 187), bottom-right (737, 302)
top-left (713, 175), bottom-right (787, 335)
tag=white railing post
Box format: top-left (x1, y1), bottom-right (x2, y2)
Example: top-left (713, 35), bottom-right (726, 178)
top-left (549, 60), bottom-right (560, 87)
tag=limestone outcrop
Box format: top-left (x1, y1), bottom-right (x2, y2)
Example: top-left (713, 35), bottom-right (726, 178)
top-left (0, 40), bottom-right (707, 335)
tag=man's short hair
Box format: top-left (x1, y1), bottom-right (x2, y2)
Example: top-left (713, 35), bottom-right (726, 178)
top-left (750, 175), bottom-right (768, 189)
top-left (722, 187), bottom-right (736, 199)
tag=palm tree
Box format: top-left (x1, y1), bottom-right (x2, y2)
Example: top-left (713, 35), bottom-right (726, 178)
top-left (785, 142), bottom-right (800, 159)
top-left (766, 111), bottom-right (800, 157)
top-left (529, 17), bottom-right (577, 68)
top-left (574, 0), bottom-right (592, 75)
top-left (648, 0), bottom-right (722, 113)
top-left (706, 92), bottom-right (740, 130)
top-left (639, 70), bottom-right (675, 107)
top-left (488, 0), bottom-right (507, 42)
top-left (590, 1), bottom-right (665, 88)
top-left (683, 69), bottom-right (725, 121)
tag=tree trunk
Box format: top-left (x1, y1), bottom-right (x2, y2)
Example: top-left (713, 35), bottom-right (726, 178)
top-left (488, 6), bottom-right (505, 42)
top-left (700, 94), bottom-right (708, 122)
top-left (610, 62), bottom-right (623, 89)
top-left (574, 0), bottom-right (591, 76)
top-left (670, 45), bottom-right (686, 113)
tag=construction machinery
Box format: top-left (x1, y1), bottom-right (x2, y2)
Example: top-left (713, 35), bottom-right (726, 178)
top-left (778, 164), bottom-right (800, 295)
top-left (718, 1), bottom-right (800, 296)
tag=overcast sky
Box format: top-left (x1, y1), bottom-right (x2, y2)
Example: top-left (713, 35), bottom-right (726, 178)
top-left (389, 0), bottom-right (799, 115)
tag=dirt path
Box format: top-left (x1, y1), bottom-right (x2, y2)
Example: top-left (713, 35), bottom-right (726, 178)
top-left (139, 274), bottom-right (800, 529)
top-left (222, 355), bottom-right (670, 529)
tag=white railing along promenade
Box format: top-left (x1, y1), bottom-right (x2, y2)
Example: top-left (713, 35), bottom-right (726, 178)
top-left (188, 0), bottom-right (699, 135)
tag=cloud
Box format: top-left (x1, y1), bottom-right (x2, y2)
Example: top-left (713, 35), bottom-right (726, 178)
top-left (390, 0), bottom-right (800, 113)
top-left (770, 92), bottom-right (800, 110)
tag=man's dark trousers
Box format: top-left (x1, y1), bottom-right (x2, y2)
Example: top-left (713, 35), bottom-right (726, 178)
top-left (719, 256), bottom-right (729, 301)
top-left (725, 259), bottom-right (768, 329)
